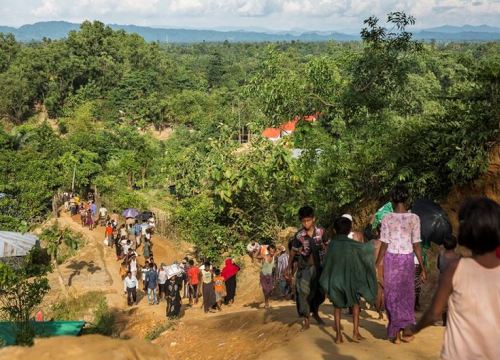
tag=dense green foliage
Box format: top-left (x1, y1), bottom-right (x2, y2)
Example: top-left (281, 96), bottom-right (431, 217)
top-left (41, 223), bottom-right (84, 264)
top-left (0, 15), bottom-right (498, 259)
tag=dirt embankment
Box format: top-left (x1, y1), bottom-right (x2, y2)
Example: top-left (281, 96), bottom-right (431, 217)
top-left (441, 144), bottom-right (500, 232)
top-left (0, 335), bottom-right (170, 360)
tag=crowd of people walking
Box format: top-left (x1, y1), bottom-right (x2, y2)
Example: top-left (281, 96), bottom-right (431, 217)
top-left (63, 185), bottom-right (499, 359)
top-left (247, 185), bottom-right (499, 359)
top-left (114, 219), bottom-right (242, 318)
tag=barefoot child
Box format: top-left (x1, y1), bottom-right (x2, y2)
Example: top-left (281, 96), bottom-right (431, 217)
top-left (320, 216), bottom-right (377, 344)
top-left (213, 269), bottom-right (226, 311)
top-left (260, 244), bottom-right (276, 309)
top-left (287, 206), bottom-right (329, 331)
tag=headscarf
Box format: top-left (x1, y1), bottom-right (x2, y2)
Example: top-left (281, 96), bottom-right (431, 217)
top-left (221, 258), bottom-right (240, 281)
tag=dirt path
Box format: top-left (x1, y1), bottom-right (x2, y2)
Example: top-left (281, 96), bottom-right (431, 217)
top-left (257, 308), bottom-right (443, 360)
top-left (6, 211), bottom-right (446, 360)
top-left (43, 211), bottom-right (189, 334)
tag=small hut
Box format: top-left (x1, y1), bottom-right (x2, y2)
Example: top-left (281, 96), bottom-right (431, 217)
top-left (0, 231), bottom-right (39, 268)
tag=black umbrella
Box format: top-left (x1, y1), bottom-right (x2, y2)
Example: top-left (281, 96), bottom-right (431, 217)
top-left (411, 199), bottom-right (452, 246)
top-left (136, 211), bottom-right (154, 222)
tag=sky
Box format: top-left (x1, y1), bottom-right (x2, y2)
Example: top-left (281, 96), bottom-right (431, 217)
top-left (1, 0), bottom-right (499, 33)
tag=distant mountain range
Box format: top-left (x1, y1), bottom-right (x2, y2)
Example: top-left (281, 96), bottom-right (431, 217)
top-left (1, 21), bottom-right (499, 43)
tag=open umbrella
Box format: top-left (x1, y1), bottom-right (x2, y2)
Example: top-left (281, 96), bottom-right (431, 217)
top-left (136, 211), bottom-right (154, 222)
top-left (122, 208), bottom-right (139, 219)
top-left (411, 199), bottom-right (452, 246)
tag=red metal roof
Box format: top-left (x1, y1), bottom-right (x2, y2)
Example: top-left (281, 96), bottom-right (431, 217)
top-left (280, 119), bottom-right (299, 132)
top-left (262, 127), bottom-right (281, 138)
top-left (261, 114), bottom-right (318, 139)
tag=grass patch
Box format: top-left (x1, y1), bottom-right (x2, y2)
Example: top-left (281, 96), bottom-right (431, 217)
top-left (86, 297), bottom-right (115, 336)
top-left (50, 291), bottom-right (116, 336)
top-left (51, 291), bottom-right (105, 320)
top-left (145, 321), bottom-right (176, 341)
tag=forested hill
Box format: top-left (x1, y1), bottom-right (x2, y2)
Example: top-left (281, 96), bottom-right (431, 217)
top-left (0, 15), bottom-right (498, 259)
top-left (1, 21), bottom-right (500, 42)
top-left (0, 21), bottom-right (358, 42)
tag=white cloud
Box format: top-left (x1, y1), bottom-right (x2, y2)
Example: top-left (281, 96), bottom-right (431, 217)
top-left (236, 0), bottom-right (279, 16)
top-left (169, 0), bottom-right (206, 15)
top-left (118, 0), bottom-right (160, 13)
top-left (32, 0), bottom-right (61, 17)
top-left (10, 0), bottom-right (500, 31)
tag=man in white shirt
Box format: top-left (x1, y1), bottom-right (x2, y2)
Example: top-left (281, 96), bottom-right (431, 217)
top-left (158, 264), bottom-right (168, 301)
top-left (129, 255), bottom-right (138, 278)
top-left (98, 206), bottom-right (107, 223)
top-left (123, 271), bottom-right (138, 306)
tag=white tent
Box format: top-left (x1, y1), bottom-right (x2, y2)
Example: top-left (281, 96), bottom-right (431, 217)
top-left (0, 231), bottom-right (39, 257)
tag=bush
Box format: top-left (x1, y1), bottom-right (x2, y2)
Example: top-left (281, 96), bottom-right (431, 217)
top-left (100, 188), bottom-right (147, 214)
top-left (0, 265), bottom-right (50, 346)
top-left (51, 291), bottom-right (115, 336)
top-left (40, 223), bottom-right (84, 265)
top-left (87, 297), bottom-right (115, 336)
top-left (173, 194), bottom-right (237, 261)
top-left (51, 291), bottom-right (105, 320)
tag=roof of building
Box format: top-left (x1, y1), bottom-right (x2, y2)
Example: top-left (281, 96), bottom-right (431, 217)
top-left (261, 127), bottom-right (281, 139)
top-left (261, 114), bottom-right (318, 139)
top-left (0, 231), bottom-right (39, 257)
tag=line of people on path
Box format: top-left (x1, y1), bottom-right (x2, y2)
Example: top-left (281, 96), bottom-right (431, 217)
top-left (64, 192), bottom-right (108, 230)
top-left (249, 185), bottom-right (499, 360)
top-left (123, 257), bottom-right (242, 318)
top-left (185, 258), bottom-right (240, 313)
top-left (121, 249), bottom-right (242, 319)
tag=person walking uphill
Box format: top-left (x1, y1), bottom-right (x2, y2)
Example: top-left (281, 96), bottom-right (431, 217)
top-left (287, 206), bottom-right (329, 331)
top-left (201, 261), bottom-right (216, 313)
top-left (124, 271), bottom-right (138, 306)
top-left (404, 197), bottom-right (500, 360)
top-left (187, 260), bottom-right (200, 306)
top-left (375, 184), bottom-right (427, 344)
top-left (146, 263), bottom-right (159, 305)
top-left (166, 274), bottom-right (182, 319)
top-left (221, 258), bottom-right (240, 305)
top-left (320, 216), bottom-right (377, 344)
top-left (260, 244), bottom-right (276, 309)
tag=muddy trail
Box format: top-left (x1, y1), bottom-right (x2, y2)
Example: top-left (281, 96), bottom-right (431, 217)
top-left (0, 211), bottom-right (446, 360)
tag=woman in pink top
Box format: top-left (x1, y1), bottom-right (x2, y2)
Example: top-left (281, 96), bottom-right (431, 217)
top-left (375, 184), bottom-right (427, 343)
top-left (405, 197), bottom-right (500, 359)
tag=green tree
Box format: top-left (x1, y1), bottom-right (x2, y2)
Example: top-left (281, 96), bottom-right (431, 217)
top-left (59, 149), bottom-right (102, 190)
top-left (0, 33), bottom-right (19, 72)
top-left (0, 264), bottom-right (50, 345)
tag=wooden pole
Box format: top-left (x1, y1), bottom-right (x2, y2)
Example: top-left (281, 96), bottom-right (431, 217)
top-left (71, 164), bottom-right (76, 193)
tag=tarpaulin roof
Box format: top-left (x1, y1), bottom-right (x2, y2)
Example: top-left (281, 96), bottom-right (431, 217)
top-left (0, 231), bottom-right (39, 257)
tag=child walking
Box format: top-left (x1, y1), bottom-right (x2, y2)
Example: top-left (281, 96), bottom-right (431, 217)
top-left (213, 269), bottom-right (226, 311)
top-left (260, 244), bottom-right (276, 309)
top-left (320, 216), bottom-right (377, 344)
